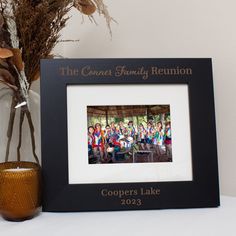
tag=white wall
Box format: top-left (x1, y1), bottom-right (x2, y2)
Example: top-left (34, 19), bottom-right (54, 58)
top-left (31, 0), bottom-right (236, 196)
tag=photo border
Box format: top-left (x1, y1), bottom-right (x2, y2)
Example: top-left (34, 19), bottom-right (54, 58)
top-left (40, 58), bottom-right (220, 211)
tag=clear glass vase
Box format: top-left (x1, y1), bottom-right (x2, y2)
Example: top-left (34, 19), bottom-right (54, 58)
top-left (0, 87), bottom-right (41, 164)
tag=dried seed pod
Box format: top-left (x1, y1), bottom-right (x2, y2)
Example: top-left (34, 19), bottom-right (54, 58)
top-left (74, 0), bottom-right (96, 15)
top-left (0, 48), bottom-right (14, 59)
top-left (10, 48), bottom-right (24, 71)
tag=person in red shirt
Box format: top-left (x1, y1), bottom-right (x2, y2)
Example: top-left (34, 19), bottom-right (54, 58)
top-left (93, 123), bottom-right (105, 163)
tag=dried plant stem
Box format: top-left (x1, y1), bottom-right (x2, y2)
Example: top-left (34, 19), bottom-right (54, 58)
top-left (25, 109), bottom-right (39, 165)
top-left (16, 108), bottom-right (25, 162)
top-left (5, 95), bottom-right (17, 162)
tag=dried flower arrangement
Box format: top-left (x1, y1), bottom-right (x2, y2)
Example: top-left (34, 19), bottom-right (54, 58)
top-left (0, 0), bottom-right (113, 164)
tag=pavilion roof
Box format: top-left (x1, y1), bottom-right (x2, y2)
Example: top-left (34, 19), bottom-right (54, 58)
top-left (87, 105), bottom-right (169, 118)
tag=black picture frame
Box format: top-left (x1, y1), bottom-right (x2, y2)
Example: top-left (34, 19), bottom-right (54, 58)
top-left (40, 58), bottom-right (220, 212)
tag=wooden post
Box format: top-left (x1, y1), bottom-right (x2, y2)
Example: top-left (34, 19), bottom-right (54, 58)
top-left (106, 109), bottom-right (108, 126)
top-left (161, 113), bottom-right (165, 124)
top-left (147, 106), bottom-right (150, 122)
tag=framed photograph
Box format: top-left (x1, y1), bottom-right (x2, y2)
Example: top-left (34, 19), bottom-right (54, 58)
top-left (40, 58), bottom-right (220, 211)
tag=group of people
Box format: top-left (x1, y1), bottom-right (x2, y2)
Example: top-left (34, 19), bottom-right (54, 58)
top-left (88, 120), bottom-right (172, 163)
